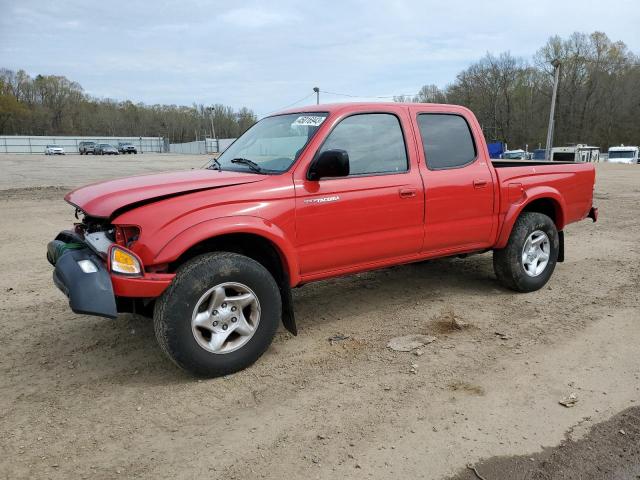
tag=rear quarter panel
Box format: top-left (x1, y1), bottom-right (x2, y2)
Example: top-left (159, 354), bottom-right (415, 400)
top-left (494, 162), bottom-right (595, 248)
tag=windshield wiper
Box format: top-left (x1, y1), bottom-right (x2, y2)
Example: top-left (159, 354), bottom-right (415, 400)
top-left (207, 157), bottom-right (223, 171)
top-left (230, 157), bottom-right (263, 173)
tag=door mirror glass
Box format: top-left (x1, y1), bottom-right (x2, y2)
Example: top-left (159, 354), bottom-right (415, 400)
top-left (307, 149), bottom-right (350, 180)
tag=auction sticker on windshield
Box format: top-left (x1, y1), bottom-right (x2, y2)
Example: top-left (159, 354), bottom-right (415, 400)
top-left (292, 115), bottom-right (326, 127)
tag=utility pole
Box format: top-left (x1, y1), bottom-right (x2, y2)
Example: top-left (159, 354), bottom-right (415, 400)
top-left (313, 87), bottom-right (320, 105)
top-left (545, 59), bottom-right (561, 161)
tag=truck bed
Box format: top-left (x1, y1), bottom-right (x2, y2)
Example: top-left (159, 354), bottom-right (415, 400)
top-left (492, 160), bottom-right (596, 230)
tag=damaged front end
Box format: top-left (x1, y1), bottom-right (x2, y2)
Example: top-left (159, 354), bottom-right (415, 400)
top-left (47, 228), bottom-right (118, 319)
top-left (47, 211), bottom-right (168, 319)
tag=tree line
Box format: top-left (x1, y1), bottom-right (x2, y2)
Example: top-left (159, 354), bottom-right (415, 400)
top-left (395, 31), bottom-right (640, 150)
top-left (0, 69), bottom-right (257, 142)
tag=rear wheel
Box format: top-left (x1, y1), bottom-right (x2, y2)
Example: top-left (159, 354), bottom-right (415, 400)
top-left (493, 212), bottom-right (559, 292)
top-left (154, 252), bottom-right (281, 377)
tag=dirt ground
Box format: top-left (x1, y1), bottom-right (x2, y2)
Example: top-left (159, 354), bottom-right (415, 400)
top-left (450, 406), bottom-right (640, 480)
top-left (1, 154), bottom-right (639, 480)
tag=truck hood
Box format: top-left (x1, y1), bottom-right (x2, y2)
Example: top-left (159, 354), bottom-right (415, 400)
top-left (65, 169), bottom-right (266, 218)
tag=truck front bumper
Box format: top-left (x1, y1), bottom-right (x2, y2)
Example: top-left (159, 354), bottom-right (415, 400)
top-left (48, 233), bottom-right (175, 319)
top-left (50, 245), bottom-right (118, 319)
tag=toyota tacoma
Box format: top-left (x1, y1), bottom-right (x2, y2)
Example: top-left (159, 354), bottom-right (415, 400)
top-left (47, 103), bottom-right (598, 377)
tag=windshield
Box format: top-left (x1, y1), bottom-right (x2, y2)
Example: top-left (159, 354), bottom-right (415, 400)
top-left (503, 152), bottom-right (525, 159)
top-left (609, 150), bottom-right (635, 159)
top-left (212, 113), bottom-right (328, 173)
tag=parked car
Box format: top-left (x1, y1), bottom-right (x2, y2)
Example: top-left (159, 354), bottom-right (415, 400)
top-left (501, 149), bottom-right (529, 160)
top-left (47, 103), bottom-right (597, 377)
top-left (607, 145), bottom-right (639, 164)
top-left (44, 145), bottom-right (65, 155)
top-left (94, 143), bottom-right (119, 155)
top-left (532, 148), bottom-right (547, 160)
top-left (117, 142), bottom-right (138, 154)
top-left (79, 141), bottom-right (97, 155)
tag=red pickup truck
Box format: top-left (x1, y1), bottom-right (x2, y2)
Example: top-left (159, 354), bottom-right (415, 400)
top-left (48, 103), bottom-right (597, 377)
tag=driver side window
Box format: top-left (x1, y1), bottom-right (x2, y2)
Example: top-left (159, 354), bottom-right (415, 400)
top-left (318, 113), bottom-right (408, 176)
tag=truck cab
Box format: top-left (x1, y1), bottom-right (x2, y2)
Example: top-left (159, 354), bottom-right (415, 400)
top-left (607, 145), bottom-right (639, 164)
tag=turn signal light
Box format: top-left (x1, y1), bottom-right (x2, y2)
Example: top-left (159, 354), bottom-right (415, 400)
top-left (110, 246), bottom-right (142, 275)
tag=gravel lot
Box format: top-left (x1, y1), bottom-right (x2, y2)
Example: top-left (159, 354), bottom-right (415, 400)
top-left (1, 154), bottom-right (639, 479)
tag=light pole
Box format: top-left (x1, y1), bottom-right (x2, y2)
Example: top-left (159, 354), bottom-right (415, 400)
top-left (206, 107), bottom-right (217, 139)
top-left (313, 87), bottom-right (319, 105)
top-left (206, 106), bottom-right (218, 153)
top-left (545, 59), bottom-right (561, 161)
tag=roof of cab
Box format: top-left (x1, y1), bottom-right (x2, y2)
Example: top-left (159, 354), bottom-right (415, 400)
top-left (274, 102), bottom-right (467, 117)
top-left (608, 145), bottom-right (638, 151)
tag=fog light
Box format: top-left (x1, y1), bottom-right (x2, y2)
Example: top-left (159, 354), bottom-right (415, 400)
top-left (110, 247), bottom-right (142, 275)
top-left (77, 259), bottom-right (98, 273)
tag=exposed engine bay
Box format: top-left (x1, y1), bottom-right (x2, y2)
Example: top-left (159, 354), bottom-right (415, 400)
top-left (72, 209), bottom-right (139, 257)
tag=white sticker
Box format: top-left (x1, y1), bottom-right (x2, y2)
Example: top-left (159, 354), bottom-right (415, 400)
top-left (292, 115), bottom-right (326, 127)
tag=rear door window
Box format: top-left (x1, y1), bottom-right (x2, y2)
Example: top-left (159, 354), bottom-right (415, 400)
top-left (417, 114), bottom-right (476, 170)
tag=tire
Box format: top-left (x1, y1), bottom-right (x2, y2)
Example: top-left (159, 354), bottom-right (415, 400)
top-left (493, 212), bottom-right (559, 292)
top-left (154, 252), bottom-right (281, 377)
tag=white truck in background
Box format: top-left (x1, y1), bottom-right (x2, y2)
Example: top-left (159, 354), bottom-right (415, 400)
top-left (607, 145), bottom-right (639, 164)
top-left (551, 145), bottom-right (600, 163)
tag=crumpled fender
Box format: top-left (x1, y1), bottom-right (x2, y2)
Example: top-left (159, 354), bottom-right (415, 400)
top-left (495, 186), bottom-right (567, 249)
top-left (153, 215), bottom-right (300, 286)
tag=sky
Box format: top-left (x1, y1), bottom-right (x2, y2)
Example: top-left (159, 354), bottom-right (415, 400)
top-left (1, 0), bottom-right (639, 117)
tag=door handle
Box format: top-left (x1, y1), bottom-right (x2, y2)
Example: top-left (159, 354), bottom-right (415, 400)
top-left (473, 179), bottom-right (488, 188)
top-left (399, 188), bottom-right (417, 198)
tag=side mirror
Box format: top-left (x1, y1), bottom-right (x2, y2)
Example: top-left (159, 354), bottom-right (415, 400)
top-left (307, 149), bottom-right (350, 181)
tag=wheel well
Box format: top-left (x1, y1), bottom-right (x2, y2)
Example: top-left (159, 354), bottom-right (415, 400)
top-left (522, 198), bottom-right (562, 228)
top-left (170, 233), bottom-right (287, 286)
top-left (170, 233), bottom-right (298, 335)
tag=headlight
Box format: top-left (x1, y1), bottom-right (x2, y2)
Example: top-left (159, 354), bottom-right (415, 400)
top-left (110, 246), bottom-right (142, 275)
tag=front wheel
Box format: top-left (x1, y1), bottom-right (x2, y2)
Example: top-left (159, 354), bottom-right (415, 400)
top-left (493, 212), bottom-right (559, 292)
top-left (154, 252), bottom-right (281, 377)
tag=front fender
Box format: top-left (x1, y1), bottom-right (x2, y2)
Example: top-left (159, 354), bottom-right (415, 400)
top-left (495, 187), bottom-right (567, 249)
top-left (153, 215), bottom-right (301, 286)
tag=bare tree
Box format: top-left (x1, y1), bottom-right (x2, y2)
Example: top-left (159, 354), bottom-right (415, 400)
top-left (402, 31), bottom-right (639, 150)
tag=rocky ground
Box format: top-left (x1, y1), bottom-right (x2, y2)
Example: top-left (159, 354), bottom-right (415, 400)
top-left (1, 155), bottom-right (638, 479)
